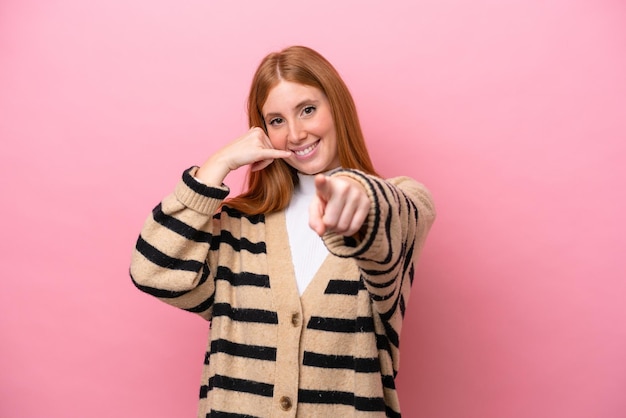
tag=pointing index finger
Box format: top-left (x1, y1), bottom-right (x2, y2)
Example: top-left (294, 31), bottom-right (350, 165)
top-left (314, 174), bottom-right (332, 202)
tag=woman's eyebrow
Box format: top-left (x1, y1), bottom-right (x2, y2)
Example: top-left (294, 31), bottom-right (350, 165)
top-left (264, 99), bottom-right (320, 120)
top-left (292, 98), bottom-right (319, 109)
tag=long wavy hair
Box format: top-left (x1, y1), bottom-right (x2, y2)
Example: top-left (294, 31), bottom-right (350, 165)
top-left (226, 45), bottom-right (379, 215)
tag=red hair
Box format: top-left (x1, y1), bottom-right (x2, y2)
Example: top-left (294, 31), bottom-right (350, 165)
top-left (226, 46), bottom-right (378, 215)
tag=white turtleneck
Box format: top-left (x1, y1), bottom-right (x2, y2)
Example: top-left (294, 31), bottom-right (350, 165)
top-left (285, 173), bottom-right (329, 295)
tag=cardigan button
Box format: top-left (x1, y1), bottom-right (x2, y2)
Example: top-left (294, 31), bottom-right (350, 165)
top-left (291, 312), bottom-right (300, 327)
top-left (279, 396), bottom-right (293, 410)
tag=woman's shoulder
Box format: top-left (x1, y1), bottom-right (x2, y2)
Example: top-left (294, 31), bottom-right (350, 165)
top-left (385, 175), bottom-right (436, 224)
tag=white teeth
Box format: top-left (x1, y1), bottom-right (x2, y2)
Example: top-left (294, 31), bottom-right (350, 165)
top-left (294, 142), bottom-right (317, 156)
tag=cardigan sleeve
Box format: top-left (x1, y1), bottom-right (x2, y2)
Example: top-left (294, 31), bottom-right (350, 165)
top-left (322, 169), bottom-right (436, 317)
top-left (129, 167), bottom-right (229, 321)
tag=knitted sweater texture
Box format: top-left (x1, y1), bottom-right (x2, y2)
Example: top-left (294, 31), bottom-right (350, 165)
top-left (130, 167), bottom-right (436, 417)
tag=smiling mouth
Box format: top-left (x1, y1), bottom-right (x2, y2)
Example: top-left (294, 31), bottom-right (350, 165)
top-left (292, 140), bottom-right (319, 156)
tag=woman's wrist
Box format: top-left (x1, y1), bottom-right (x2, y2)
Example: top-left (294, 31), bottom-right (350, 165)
top-left (195, 155), bottom-right (230, 187)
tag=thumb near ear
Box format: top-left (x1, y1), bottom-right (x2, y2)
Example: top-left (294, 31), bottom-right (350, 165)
top-left (314, 174), bottom-right (331, 202)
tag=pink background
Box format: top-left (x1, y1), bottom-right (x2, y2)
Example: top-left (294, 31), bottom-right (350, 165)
top-left (1, 1), bottom-right (625, 417)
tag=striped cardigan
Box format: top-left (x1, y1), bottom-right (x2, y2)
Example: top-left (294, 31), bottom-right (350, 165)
top-left (130, 167), bottom-right (435, 417)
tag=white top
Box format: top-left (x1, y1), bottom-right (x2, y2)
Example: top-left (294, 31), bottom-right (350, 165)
top-left (285, 173), bottom-right (329, 295)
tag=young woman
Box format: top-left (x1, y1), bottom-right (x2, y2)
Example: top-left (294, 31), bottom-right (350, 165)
top-left (130, 45), bottom-right (435, 417)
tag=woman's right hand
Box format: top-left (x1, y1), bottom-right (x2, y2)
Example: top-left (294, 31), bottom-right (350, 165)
top-left (195, 127), bottom-right (292, 186)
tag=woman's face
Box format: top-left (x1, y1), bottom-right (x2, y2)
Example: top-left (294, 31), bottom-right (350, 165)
top-left (261, 81), bottom-right (340, 175)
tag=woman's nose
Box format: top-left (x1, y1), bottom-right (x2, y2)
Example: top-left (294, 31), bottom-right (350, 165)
top-left (288, 120), bottom-right (307, 142)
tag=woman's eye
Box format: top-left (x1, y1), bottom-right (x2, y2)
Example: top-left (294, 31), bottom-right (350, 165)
top-left (302, 106), bottom-right (316, 116)
top-left (269, 117), bottom-right (284, 126)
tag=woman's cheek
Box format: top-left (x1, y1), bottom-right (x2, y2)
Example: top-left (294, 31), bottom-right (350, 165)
top-left (269, 132), bottom-right (288, 150)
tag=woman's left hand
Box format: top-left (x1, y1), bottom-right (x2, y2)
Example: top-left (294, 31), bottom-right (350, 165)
top-left (309, 174), bottom-right (370, 237)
